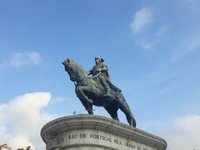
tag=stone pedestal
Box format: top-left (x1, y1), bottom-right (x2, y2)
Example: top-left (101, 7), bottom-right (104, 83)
top-left (41, 114), bottom-right (167, 150)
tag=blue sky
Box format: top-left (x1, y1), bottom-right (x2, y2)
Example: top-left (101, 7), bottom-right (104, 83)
top-left (0, 0), bottom-right (200, 149)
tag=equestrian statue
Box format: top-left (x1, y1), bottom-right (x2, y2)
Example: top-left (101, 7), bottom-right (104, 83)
top-left (62, 58), bottom-right (136, 127)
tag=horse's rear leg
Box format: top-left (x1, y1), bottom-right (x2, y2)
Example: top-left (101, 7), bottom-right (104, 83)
top-left (126, 113), bottom-right (136, 127)
top-left (124, 109), bottom-right (136, 127)
top-left (121, 106), bottom-right (136, 127)
top-left (118, 96), bottom-right (136, 127)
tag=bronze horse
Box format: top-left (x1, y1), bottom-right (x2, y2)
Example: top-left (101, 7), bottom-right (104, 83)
top-left (62, 59), bottom-right (136, 127)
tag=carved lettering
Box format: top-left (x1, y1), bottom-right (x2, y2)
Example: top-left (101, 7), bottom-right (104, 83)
top-left (80, 133), bottom-right (87, 138)
top-left (68, 134), bottom-right (77, 139)
top-left (90, 134), bottom-right (112, 142)
top-left (114, 139), bottom-right (122, 145)
top-left (66, 132), bottom-right (149, 150)
top-left (137, 145), bottom-right (141, 150)
top-left (124, 142), bottom-right (136, 149)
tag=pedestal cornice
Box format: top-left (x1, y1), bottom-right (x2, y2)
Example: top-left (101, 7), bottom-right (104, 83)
top-left (41, 114), bottom-right (167, 150)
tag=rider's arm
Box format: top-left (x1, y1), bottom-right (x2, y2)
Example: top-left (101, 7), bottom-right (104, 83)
top-left (87, 68), bottom-right (93, 76)
top-left (100, 65), bottom-right (108, 71)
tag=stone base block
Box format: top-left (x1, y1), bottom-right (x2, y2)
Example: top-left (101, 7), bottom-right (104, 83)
top-left (41, 114), bottom-right (167, 150)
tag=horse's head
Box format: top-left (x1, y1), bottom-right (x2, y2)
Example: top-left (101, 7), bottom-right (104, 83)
top-left (62, 59), bottom-right (77, 81)
top-left (62, 58), bottom-right (87, 83)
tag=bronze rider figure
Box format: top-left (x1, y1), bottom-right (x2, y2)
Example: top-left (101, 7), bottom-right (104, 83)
top-left (88, 57), bottom-right (121, 97)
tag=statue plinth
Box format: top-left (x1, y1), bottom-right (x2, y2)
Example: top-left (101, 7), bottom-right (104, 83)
top-left (41, 114), bottom-right (167, 150)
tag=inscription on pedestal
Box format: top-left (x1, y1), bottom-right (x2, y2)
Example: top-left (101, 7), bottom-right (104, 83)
top-left (63, 130), bottom-right (154, 150)
top-left (41, 115), bottom-right (167, 150)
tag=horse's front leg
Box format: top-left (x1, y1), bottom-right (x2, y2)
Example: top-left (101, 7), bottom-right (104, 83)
top-left (75, 86), bottom-right (93, 114)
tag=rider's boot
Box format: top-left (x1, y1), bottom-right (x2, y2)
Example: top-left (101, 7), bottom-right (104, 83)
top-left (103, 87), bottom-right (112, 97)
top-left (99, 76), bottom-right (112, 97)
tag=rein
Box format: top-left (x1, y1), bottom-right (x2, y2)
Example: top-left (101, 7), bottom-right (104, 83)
top-left (92, 72), bottom-right (101, 78)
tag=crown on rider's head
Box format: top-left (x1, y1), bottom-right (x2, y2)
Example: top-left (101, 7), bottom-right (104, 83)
top-left (95, 57), bottom-right (104, 62)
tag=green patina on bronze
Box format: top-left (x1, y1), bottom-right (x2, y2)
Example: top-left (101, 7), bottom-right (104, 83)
top-left (62, 58), bottom-right (136, 127)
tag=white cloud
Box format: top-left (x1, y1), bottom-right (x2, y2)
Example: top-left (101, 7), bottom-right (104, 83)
top-left (155, 26), bottom-right (169, 37)
top-left (171, 34), bottom-right (200, 61)
top-left (130, 7), bottom-right (153, 33)
top-left (129, 8), bottom-right (169, 50)
top-left (9, 51), bottom-right (41, 67)
top-left (135, 38), bottom-right (157, 50)
top-left (0, 51), bottom-right (42, 68)
top-left (26, 51), bottom-right (41, 64)
top-left (0, 92), bottom-right (55, 150)
top-left (162, 115), bottom-right (200, 150)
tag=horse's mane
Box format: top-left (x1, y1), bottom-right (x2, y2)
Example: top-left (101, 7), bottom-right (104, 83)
top-left (71, 60), bottom-right (88, 77)
top-left (71, 60), bottom-right (100, 87)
